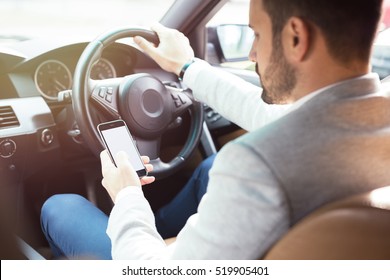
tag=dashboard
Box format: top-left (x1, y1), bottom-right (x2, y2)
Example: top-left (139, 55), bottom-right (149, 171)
top-left (0, 40), bottom-right (143, 101)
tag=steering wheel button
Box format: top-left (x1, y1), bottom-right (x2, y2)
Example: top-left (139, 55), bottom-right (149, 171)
top-left (98, 87), bottom-right (106, 98)
top-left (170, 92), bottom-right (179, 100)
top-left (207, 111), bottom-right (216, 118)
top-left (178, 95), bottom-right (187, 104)
top-left (211, 115), bottom-right (222, 123)
top-left (105, 94), bottom-right (112, 103)
top-left (107, 87), bottom-right (113, 95)
top-left (175, 100), bottom-right (182, 107)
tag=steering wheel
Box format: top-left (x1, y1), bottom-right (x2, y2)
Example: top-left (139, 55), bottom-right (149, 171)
top-left (72, 27), bottom-right (204, 179)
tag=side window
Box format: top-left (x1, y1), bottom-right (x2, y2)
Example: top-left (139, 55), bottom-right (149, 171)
top-left (206, 0), bottom-right (254, 71)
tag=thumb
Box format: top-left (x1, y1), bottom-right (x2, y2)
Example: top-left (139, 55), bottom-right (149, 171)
top-left (116, 151), bottom-right (141, 188)
top-left (116, 151), bottom-right (131, 168)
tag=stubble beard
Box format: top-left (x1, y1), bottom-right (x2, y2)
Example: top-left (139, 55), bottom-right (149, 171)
top-left (257, 38), bottom-right (297, 104)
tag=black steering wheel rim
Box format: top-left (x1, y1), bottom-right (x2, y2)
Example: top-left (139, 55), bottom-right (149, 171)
top-left (72, 27), bottom-right (203, 179)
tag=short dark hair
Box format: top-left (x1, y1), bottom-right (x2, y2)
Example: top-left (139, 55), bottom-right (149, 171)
top-left (262, 0), bottom-right (383, 63)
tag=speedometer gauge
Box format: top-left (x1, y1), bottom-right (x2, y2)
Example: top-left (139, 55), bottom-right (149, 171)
top-left (90, 58), bottom-right (117, 80)
top-left (34, 60), bottom-right (72, 100)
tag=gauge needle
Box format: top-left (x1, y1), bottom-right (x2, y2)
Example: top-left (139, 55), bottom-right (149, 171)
top-left (53, 79), bottom-right (67, 90)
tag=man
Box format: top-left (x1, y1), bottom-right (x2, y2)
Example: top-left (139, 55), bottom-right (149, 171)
top-left (101, 0), bottom-right (390, 259)
top-left (41, 3), bottom-right (290, 260)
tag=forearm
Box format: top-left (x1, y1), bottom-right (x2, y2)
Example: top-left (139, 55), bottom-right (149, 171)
top-left (183, 61), bottom-right (290, 131)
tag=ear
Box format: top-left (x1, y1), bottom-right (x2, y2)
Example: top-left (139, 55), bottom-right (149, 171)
top-left (282, 17), bottom-right (310, 62)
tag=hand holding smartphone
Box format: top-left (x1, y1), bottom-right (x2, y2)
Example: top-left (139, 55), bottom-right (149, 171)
top-left (97, 119), bottom-right (147, 177)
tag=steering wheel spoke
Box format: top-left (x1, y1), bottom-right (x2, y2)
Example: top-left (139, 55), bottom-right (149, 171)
top-left (134, 136), bottom-right (182, 177)
top-left (135, 137), bottom-right (161, 160)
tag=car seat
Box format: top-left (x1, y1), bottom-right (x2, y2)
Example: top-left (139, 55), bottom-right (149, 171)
top-left (264, 186), bottom-right (390, 259)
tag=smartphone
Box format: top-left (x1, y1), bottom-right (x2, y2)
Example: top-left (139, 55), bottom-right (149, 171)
top-left (97, 119), bottom-right (147, 177)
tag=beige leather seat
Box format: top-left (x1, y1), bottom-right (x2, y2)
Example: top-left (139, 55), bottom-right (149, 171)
top-left (264, 186), bottom-right (390, 260)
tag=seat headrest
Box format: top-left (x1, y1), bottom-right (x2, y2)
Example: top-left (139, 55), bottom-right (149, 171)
top-left (264, 186), bottom-right (390, 260)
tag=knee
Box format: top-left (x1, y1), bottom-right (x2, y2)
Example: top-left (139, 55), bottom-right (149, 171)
top-left (41, 194), bottom-right (88, 225)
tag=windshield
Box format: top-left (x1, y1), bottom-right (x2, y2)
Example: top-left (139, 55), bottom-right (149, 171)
top-left (1, 0), bottom-right (175, 45)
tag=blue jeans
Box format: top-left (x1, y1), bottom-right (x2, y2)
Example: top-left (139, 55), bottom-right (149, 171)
top-left (40, 154), bottom-right (215, 259)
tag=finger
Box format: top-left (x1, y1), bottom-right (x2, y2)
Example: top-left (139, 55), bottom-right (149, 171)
top-left (144, 163), bottom-right (153, 173)
top-left (140, 176), bottom-right (156, 185)
top-left (100, 150), bottom-right (115, 176)
top-left (141, 155), bottom-right (150, 164)
top-left (134, 36), bottom-right (158, 57)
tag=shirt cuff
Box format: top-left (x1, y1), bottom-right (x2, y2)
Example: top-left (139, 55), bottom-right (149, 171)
top-left (182, 59), bottom-right (211, 88)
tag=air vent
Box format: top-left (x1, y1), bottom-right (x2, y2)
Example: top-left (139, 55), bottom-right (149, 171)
top-left (0, 106), bottom-right (20, 129)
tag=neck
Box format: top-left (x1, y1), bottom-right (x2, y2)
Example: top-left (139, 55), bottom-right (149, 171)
top-left (291, 57), bottom-right (370, 102)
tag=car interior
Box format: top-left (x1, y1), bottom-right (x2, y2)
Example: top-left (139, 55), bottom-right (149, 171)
top-left (1, 0), bottom-right (390, 260)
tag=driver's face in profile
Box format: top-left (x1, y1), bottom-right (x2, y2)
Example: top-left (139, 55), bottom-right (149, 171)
top-left (249, 0), bottom-right (297, 104)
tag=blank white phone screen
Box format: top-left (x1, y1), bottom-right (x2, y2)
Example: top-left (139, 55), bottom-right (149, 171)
top-left (101, 126), bottom-right (144, 170)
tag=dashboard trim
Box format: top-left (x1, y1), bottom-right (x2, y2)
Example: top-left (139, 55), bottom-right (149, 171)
top-left (0, 97), bottom-right (55, 138)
